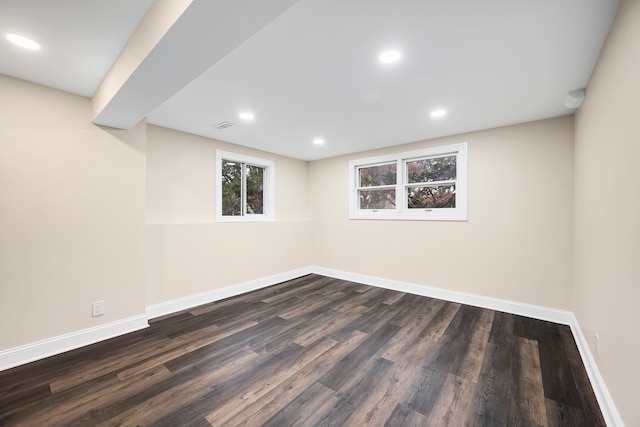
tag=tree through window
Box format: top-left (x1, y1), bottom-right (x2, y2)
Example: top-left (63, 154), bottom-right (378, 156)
top-left (216, 151), bottom-right (274, 222)
top-left (349, 143), bottom-right (467, 221)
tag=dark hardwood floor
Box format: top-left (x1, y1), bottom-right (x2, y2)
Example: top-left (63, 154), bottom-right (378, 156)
top-left (0, 274), bottom-right (605, 426)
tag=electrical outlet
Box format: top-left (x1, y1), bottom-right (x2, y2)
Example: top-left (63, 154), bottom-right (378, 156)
top-left (92, 300), bottom-right (105, 317)
top-left (594, 333), bottom-right (600, 360)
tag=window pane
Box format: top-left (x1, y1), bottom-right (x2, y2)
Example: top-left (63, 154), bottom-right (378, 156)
top-left (221, 160), bottom-right (242, 215)
top-left (246, 165), bottom-right (265, 215)
top-left (359, 189), bottom-right (396, 209)
top-left (359, 163), bottom-right (397, 187)
top-left (407, 155), bottom-right (456, 184)
top-left (407, 185), bottom-right (456, 208)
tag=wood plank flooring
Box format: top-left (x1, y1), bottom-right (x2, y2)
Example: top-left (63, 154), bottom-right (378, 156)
top-left (0, 274), bottom-right (605, 426)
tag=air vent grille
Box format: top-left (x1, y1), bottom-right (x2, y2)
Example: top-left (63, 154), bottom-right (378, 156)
top-left (214, 121), bottom-right (235, 130)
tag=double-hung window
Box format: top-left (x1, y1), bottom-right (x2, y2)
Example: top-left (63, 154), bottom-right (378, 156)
top-left (216, 150), bottom-right (274, 222)
top-left (349, 142), bottom-right (467, 221)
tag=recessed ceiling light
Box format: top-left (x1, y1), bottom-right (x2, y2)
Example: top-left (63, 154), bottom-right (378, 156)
top-left (6, 34), bottom-right (40, 50)
top-left (313, 138), bottom-right (325, 145)
top-left (239, 112), bottom-right (255, 121)
top-left (378, 50), bottom-right (401, 64)
top-left (430, 109), bottom-right (447, 118)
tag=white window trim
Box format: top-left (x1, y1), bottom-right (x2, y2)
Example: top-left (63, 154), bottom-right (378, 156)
top-left (216, 150), bottom-right (275, 222)
top-left (348, 142), bottom-right (467, 221)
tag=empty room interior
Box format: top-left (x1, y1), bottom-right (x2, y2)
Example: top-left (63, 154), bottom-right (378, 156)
top-left (0, 0), bottom-right (638, 426)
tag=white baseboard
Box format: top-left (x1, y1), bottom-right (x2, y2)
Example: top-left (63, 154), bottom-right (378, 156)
top-left (0, 266), bottom-right (623, 426)
top-left (311, 266), bottom-right (574, 325)
top-left (145, 267), bottom-right (314, 319)
top-left (310, 266), bottom-right (623, 427)
top-left (0, 268), bottom-right (313, 372)
top-left (569, 315), bottom-right (624, 427)
top-left (0, 315), bottom-right (149, 371)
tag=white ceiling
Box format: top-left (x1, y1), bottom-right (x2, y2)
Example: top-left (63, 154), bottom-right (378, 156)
top-left (0, 0), bottom-right (620, 161)
top-left (0, 0), bottom-right (153, 97)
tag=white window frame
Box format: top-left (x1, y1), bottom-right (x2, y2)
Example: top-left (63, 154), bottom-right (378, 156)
top-left (349, 142), bottom-right (467, 221)
top-left (216, 150), bottom-right (275, 222)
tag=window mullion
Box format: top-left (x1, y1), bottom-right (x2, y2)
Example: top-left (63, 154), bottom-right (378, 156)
top-left (241, 163), bottom-right (247, 216)
top-left (406, 179), bottom-right (456, 188)
top-left (397, 159), bottom-right (403, 213)
top-left (217, 150), bottom-right (275, 222)
top-left (348, 142), bottom-right (467, 221)
top-left (355, 184), bottom-right (396, 190)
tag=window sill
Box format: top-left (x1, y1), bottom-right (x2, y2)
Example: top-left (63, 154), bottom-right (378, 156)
top-left (215, 215), bottom-right (274, 223)
top-left (349, 211), bottom-right (467, 221)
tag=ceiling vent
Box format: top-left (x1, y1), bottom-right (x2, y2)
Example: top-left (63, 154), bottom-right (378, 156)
top-left (214, 121), bottom-right (235, 130)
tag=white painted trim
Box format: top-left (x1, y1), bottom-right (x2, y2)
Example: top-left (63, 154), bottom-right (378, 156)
top-left (215, 149), bottom-right (275, 222)
top-left (0, 315), bottom-right (148, 371)
top-left (0, 265), bottom-right (624, 426)
top-left (146, 267), bottom-right (314, 319)
top-left (309, 266), bottom-right (623, 427)
top-left (0, 268), bottom-right (312, 372)
top-left (311, 266), bottom-right (573, 324)
top-left (569, 315), bottom-right (624, 427)
top-left (348, 142), bottom-right (467, 221)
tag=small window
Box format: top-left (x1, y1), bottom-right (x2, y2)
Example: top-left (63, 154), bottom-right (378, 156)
top-left (349, 143), bottom-right (467, 221)
top-left (216, 150), bottom-right (274, 222)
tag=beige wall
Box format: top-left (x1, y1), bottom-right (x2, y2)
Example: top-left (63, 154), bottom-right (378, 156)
top-left (2, 9), bottom-right (636, 419)
top-left (574, 0), bottom-right (640, 425)
top-left (0, 75), bottom-right (146, 350)
top-left (310, 116), bottom-right (575, 310)
top-left (0, 76), bottom-right (311, 351)
top-left (145, 125), bottom-right (312, 304)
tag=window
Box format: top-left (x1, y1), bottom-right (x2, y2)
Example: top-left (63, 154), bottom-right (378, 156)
top-left (216, 150), bottom-right (274, 222)
top-left (349, 143), bottom-right (467, 221)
